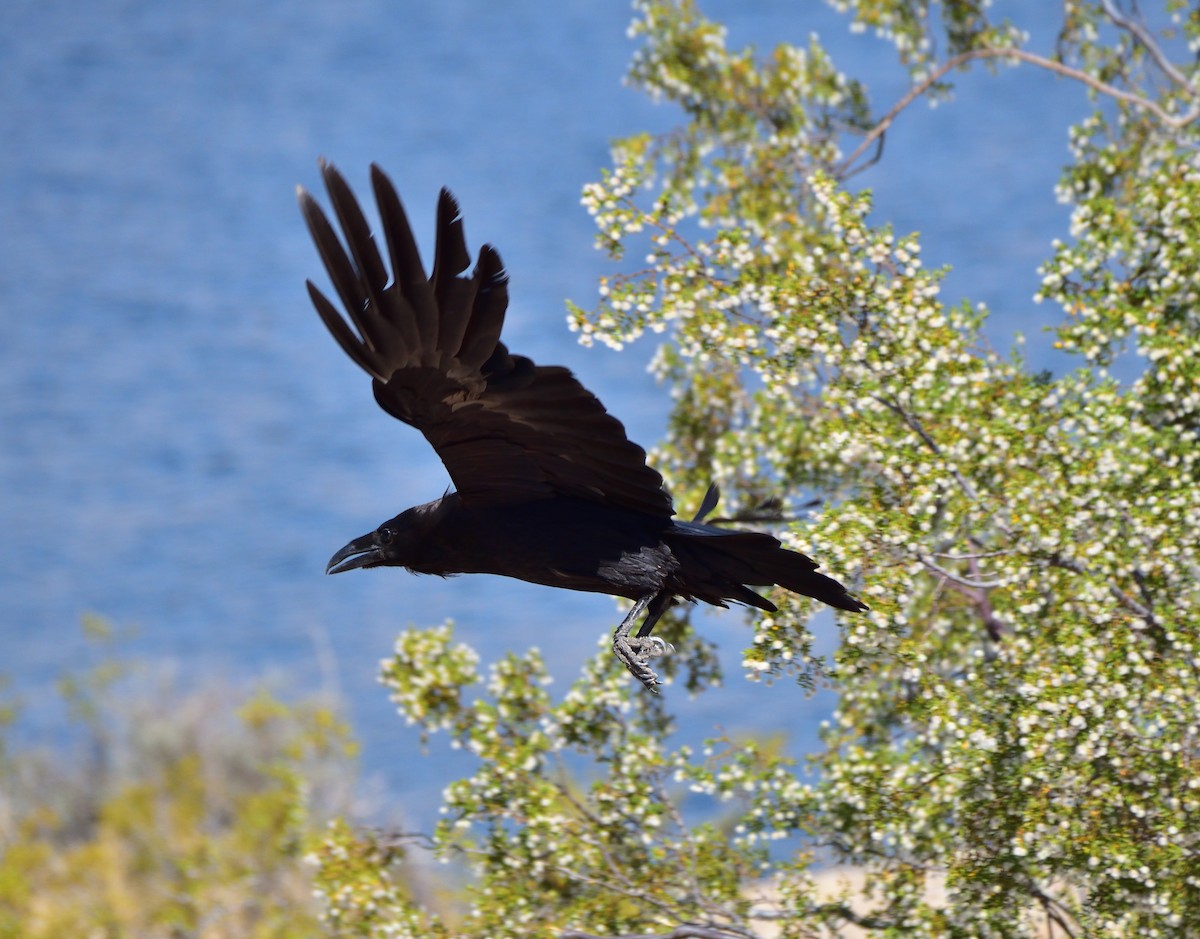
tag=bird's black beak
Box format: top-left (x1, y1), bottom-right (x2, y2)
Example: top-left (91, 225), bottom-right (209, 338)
top-left (325, 533), bottom-right (382, 575)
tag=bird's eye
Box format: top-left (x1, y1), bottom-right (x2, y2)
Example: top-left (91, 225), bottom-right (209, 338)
top-left (378, 527), bottom-right (394, 545)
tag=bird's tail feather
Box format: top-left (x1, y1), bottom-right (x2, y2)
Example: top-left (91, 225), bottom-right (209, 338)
top-left (668, 523), bottom-right (867, 613)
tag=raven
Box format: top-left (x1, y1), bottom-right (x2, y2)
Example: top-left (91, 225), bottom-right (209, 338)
top-left (298, 162), bottom-right (866, 691)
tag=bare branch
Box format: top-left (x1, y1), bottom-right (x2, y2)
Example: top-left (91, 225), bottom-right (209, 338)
top-left (917, 552), bottom-right (1004, 589)
top-left (968, 555), bottom-right (1006, 641)
top-left (1100, 0), bottom-right (1197, 94)
top-left (841, 130), bottom-right (886, 180)
top-left (366, 828), bottom-right (439, 854)
top-left (838, 45), bottom-right (1199, 177)
top-left (931, 547), bottom-right (1011, 561)
top-left (923, 554), bottom-right (1006, 641)
top-left (1028, 882), bottom-right (1080, 939)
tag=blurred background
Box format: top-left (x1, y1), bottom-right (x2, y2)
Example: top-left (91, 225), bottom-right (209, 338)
top-left (0, 0), bottom-right (1084, 825)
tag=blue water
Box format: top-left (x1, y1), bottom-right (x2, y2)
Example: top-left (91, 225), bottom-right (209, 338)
top-left (1, 0), bottom-right (1084, 822)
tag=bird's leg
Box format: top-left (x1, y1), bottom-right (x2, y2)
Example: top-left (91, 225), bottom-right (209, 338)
top-left (612, 595), bottom-right (653, 688)
top-left (613, 591), bottom-right (677, 692)
top-left (636, 591), bottom-right (676, 638)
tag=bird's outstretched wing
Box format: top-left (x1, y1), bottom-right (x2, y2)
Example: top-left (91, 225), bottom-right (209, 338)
top-left (298, 161), bottom-right (673, 517)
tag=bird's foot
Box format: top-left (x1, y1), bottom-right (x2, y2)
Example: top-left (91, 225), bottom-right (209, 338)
top-left (613, 634), bottom-right (675, 693)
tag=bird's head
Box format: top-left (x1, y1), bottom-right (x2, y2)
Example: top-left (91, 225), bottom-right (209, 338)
top-left (325, 508), bottom-right (425, 574)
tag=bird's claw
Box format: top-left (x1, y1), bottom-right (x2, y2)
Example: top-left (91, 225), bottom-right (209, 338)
top-left (613, 635), bottom-right (675, 693)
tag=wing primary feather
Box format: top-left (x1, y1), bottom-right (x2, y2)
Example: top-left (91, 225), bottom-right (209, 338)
top-left (457, 245), bottom-right (509, 368)
top-left (305, 280), bottom-right (384, 378)
top-left (320, 163), bottom-right (389, 296)
top-left (297, 185), bottom-right (387, 354)
top-left (318, 162), bottom-right (399, 360)
top-left (369, 165), bottom-right (437, 357)
top-left (432, 189), bottom-right (473, 283)
top-left (430, 189), bottom-right (477, 362)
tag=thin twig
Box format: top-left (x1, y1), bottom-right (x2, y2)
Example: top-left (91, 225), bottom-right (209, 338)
top-left (872, 395), bottom-right (998, 523)
top-left (548, 780), bottom-right (659, 900)
top-left (1047, 553), bottom-right (1160, 630)
top-left (544, 773), bottom-right (741, 929)
top-left (874, 396), bottom-right (1016, 639)
top-left (561, 928), bottom-right (745, 939)
top-left (550, 858), bottom-right (691, 924)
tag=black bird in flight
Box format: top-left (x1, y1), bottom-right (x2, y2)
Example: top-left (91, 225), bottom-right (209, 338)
top-left (298, 162), bottom-right (866, 691)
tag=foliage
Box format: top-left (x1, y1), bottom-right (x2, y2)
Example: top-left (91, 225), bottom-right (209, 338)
top-left (315, 2), bottom-right (1200, 937)
top-left (0, 619), bottom-right (359, 938)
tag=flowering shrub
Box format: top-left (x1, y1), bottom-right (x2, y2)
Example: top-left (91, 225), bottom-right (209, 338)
top-left (315, 3), bottom-right (1200, 937)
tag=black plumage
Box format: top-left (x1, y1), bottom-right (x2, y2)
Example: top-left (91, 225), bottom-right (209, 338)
top-left (298, 162), bottom-right (866, 690)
